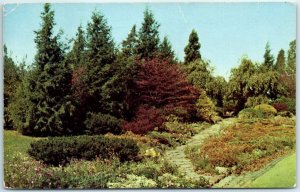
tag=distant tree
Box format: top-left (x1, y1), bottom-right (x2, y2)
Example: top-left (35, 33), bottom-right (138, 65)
top-left (67, 25), bottom-right (86, 68)
top-left (4, 45), bottom-right (23, 129)
top-left (262, 42), bottom-right (274, 70)
top-left (184, 29), bottom-right (201, 64)
top-left (9, 4), bottom-right (75, 136)
top-left (136, 8), bottom-right (160, 59)
top-left (206, 76), bottom-right (227, 107)
top-left (226, 56), bottom-right (285, 113)
top-left (184, 59), bottom-right (213, 91)
top-left (274, 49), bottom-right (285, 73)
top-left (287, 39), bottom-right (296, 74)
top-left (226, 57), bottom-right (257, 112)
top-left (158, 36), bottom-right (176, 63)
top-left (122, 25), bottom-right (138, 57)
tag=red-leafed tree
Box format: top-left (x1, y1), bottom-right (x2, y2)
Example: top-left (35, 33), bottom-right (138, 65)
top-left (122, 58), bottom-right (200, 134)
top-left (135, 58), bottom-right (200, 112)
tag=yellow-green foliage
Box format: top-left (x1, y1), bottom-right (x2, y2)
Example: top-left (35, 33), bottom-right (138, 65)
top-left (196, 91), bottom-right (218, 122)
top-left (254, 104), bottom-right (277, 115)
top-left (245, 95), bottom-right (269, 108)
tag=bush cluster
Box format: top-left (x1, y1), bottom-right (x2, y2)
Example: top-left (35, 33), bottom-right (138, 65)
top-left (28, 135), bottom-right (139, 166)
top-left (238, 104), bottom-right (277, 119)
top-left (272, 97), bottom-right (296, 114)
top-left (84, 112), bottom-right (123, 135)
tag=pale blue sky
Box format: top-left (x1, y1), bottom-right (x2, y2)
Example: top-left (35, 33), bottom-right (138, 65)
top-left (3, 3), bottom-right (296, 79)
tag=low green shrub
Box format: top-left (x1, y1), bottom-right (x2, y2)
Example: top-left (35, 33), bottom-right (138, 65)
top-left (239, 104), bottom-right (277, 119)
top-left (147, 131), bottom-right (187, 147)
top-left (245, 95), bottom-right (269, 108)
top-left (238, 108), bottom-right (264, 119)
top-left (84, 112), bottom-right (122, 135)
top-left (254, 104), bottom-right (277, 115)
top-left (28, 135), bottom-right (139, 166)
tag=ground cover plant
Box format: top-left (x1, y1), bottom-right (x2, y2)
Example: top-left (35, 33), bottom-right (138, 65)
top-left (186, 116), bottom-right (295, 175)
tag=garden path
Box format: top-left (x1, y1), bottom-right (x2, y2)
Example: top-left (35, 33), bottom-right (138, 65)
top-left (164, 118), bottom-right (236, 186)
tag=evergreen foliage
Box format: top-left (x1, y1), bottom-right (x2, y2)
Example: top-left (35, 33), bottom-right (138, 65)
top-left (274, 49), bottom-right (285, 73)
top-left (67, 25), bottom-right (86, 68)
top-left (262, 42), bottom-right (274, 70)
top-left (158, 36), bottom-right (176, 63)
top-left (4, 46), bottom-right (24, 129)
top-left (136, 8), bottom-right (160, 59)
top-left (287, 39), bottom-right (296, 74)
top-left (9, 4), bottom-right (75, 136)
top-left (184, 29), bottom-right (201, 63)
top-left (122, 25), bottom-right (138, 57)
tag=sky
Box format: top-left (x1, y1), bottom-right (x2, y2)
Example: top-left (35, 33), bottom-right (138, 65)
top-left (3, 2), bottom-right (296, 79)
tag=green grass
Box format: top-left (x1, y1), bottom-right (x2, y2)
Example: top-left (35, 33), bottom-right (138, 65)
top-left (249, 153), bottom-right (296, 188)
top-left (4, 130), bottom-right (39, 162)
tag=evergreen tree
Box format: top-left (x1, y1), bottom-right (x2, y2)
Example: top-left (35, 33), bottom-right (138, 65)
top-left (274, 49), bottom-right (285, 73)
top-left (122, 25), bottom-right (138, 57)
top-left (287, 39), bottom-right (296, 74)
top-left (68, 25), bottom-right (86, 68)
top-left (10, 4), bottom-right (75, 136)
top-left (136, 8), bottom-right (160, 59)
top-left (85, 10), bottom-right (116, 113)
top-left (4, 45), bottom-right (22, 129)
top-left (262, 42), bottom-right (274, 70)
top-left (158, 36), bottom-right (176, 63)
top-left (184, 29), bottom-right (201, 64)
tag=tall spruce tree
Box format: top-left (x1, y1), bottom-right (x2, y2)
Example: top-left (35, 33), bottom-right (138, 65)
top-left (136, 8), bottom-right (160, 59)
top-left (262, 42), bottom-right (274, 70)
top-left (274, 49), bottom-right (285, 73)
top-left (287, 39), bottom-right (296, 74)
top-left (122, 25), bottom-right (138, 57)
top-left (158, 36), bottom-right (176, 63)
top-left (68, 25), bottom-right (86, 68)
top-left (11, 4), bottom-right (75, 136)
top-left (184, 29), bottom-right (201, 64)
top-left (85, 10), bottom-right (116, 113)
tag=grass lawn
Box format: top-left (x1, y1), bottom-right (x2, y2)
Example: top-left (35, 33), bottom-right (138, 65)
top-left (4, 130), bottom-right (39, 162)
top-left (249, 153), bottom-right (296, 188)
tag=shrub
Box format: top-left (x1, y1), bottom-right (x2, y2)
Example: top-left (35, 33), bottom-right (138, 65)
top-left (272, 103), bottom-right (288, 112)
top-left (238, 108), bottom-right (264, 119)
top-left (107, 174), bottom-right (157, 188)
top-left (28, 135), bottom-right (139, 166)
top-left (196, 91), bottom-right (218, 123)
top-left (254, 104), bottom-right (277, 116)
top-left (122, 106), bottom-right (165, 135)
top-left (245, 95), bottom-right (269, 108)
top-left (84, 112), bottom-right (122, 135)
top-left (147, 131), bottom-right (182, 147)
top-left (272, 97), bottom-right (296, 114)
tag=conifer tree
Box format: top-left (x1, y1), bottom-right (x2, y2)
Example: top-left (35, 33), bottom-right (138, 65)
top-left (122, 25), bottom-right (138, 57)
top-left (4, 45), bottom-right (22, 129)
top-left (262, 42), bottom-right (274, 70)
top-left (158, 36), bottom-right (176, 63)
top-left (10, 4), bottom-right (75, 136)
top-left (274, 49), bottom-right (285, 73)
top-left (184, 29), bottom-right (201, 64)
top-left (136, 8), bottom-right (160, 59)
top-left (85, 11), bottom-right (116, 113)
top-left (68, 25), bottom-right (86, 68)
top-left (287, 39), bottom-right (296, 74)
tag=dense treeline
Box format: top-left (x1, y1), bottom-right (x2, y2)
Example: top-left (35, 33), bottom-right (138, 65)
top-left (4, 4), bottom-right (296, 136)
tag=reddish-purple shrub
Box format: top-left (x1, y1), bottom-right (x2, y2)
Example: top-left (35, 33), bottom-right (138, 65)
top-left (122, 106), bottom-right (165, 135)
top-left (272, 102), bottom-right (288, 112)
